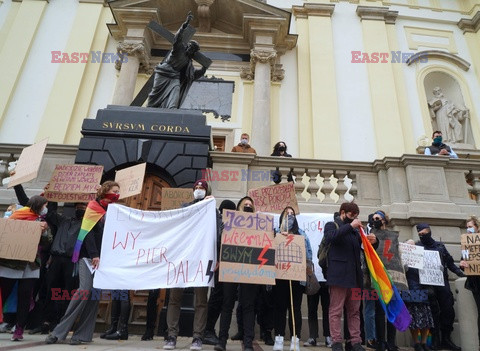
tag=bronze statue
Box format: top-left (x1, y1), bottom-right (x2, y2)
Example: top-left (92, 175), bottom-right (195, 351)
top-left (147, 12), bottom-right (210, 109)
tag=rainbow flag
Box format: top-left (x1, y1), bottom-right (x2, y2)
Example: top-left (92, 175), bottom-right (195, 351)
top-left (360, 228), bottom-right (412, 331)
top-left (71, 200), bottom-right (105, 263)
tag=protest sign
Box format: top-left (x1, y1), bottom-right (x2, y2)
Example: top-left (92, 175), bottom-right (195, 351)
top-left (115, 163), bottom-right (146, 199)
top-left (374, 230), bottom-right (408, 290)
top-left (8, 138), bottom-right (48, 188)
top-left (248, 182), bottom-right (299, 214)
top-left (161, 188), bottom-right (194, 210)
top-left (275, 234), bottom-right (306, 281)
top-left (271, 213), bottom-right (333, 282)
top-left (399, 242), bottom-right (424, 269)
top-left (44, 164), bottom-right (103, 203)
top-left (0, 218), bottom-right (42, 261)
top-left (219, 210), bottom-right (276, 284)
top-left (419, 249), bottom-right (445, 286)
top-left (93, 199), bottom-right (217, 290)
top-left (461, 233), bottom-right (480, 275)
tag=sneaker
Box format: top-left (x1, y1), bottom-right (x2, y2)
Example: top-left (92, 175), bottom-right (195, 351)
top-left (290, 337), bottom-right (300, 351)
top-left (352, 343), bottom-right (365, 351)
top-left (45, 334), bottom-right (58, 344)
top-left (164, 336), bottom-right (177, 350)
top-left (11, 326), bottom-right (23, 341)
top-left (304, 338), bottom-right (317, 347)
top-left (204, 331), bottom-right (220, 345)
top-left (326, 337), bottom-right (332, 348)
top-left (332, 343), bottom-right (344, 351)
top-left (273, 335), bottom-right (284, 351)
top-left (214, 341), bottom-right (226, 351)
top-left (191, 338), bottom-right (203, 351)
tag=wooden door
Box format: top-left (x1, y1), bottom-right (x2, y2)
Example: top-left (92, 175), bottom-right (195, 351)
top-left (97, 174), bottom-right (170, 334)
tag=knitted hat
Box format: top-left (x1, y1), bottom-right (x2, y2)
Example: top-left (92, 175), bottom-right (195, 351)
top-left (193, 179), bottom-right (208, 192)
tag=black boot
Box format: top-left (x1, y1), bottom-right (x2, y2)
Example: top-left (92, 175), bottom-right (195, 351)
top-left (263, 330), bottom-right (274, 346)
top-left (440, 333), bottom-right (461, 351)
top-left (100, 299), bottom-right (120, 338)
top-left (230, 331), bottom-right (243, 341)
top-left (106, 297), bottom-right (130, 340)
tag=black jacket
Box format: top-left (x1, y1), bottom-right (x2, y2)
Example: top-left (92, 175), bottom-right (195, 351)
top-left (48, 203), bottom-right (83, 257)
top-left (80, 200), bottom-right (106, 259)
top-left (324, 216), bottom-right (363, 289)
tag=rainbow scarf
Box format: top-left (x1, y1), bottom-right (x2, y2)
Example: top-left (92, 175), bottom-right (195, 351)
top-left (360, 227), bottom-right (412, 331)
top-left (10, 207), bottom-right (39, 221)
top-left (71, 200), bottom-right (105, 263)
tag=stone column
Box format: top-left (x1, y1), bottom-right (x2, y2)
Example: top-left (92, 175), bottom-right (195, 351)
top-left (112, 42), bottom-right (146, 106)
top-left (250, 48), bottom-right (276, 156)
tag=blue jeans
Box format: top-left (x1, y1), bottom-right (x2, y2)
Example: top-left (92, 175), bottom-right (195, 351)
top-left (364, 297), bottom-right (376, 341)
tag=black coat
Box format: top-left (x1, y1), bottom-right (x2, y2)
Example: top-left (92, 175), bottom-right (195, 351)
top-left (324, 216), bottom-right (363, 289)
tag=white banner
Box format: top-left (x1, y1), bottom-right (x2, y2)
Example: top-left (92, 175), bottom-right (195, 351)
top-left (271, 212), bottom-right (333, 282)
top-left (93, 199), bottom-right (217, 290)
top-left (399, 242), bottom-right (424, 269)
top-left (419, 249), bottom-right (445, 286)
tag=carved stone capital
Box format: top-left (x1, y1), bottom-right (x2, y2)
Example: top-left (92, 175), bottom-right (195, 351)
top-left (240, 67), bottom-right (254, 81)
top-left (292, 3), bottom-right (335, 19)
top-left (356, 6), bottom-right (398, 24)
top-left (458, 11), bottom-right (480, 33)
top-left (271, 64), bottom-right (284, 82)
top-left (116, 41), bottom-right (150, 71)
top-left (250, 49), bottom-right (277, 65)
top-left (195, 0), bottom-right (215, 32)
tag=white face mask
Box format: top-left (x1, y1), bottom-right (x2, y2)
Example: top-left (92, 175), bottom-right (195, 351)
top-left (241, 138), bottom-right (248, 145)
top-left (40, 207), bottom-right (48, 216)
top-left (467, 227), bottom-right (476, 234)
top-left (193, 189), bottom-right (206, 200)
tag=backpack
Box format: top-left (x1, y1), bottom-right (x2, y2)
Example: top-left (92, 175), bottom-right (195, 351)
top-left (318, 221), bottom-right (339, 277)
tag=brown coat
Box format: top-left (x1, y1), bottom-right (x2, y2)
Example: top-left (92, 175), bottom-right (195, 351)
top-left (231, 143), bottom-right (257, 154)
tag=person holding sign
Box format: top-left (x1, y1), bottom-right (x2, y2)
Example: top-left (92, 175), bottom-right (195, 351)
top-left (0, 196), bottom-right (50, 341)
top-left (324, 202), bottom-right (376, 351)
top-left (416, 223), bottom-right (464, 351)
top-left (460, 216), bottom-right (480, 350)
top-left (45, 181), bottom-right (120, 346)
top-left (272, 206), bottom-right (312, 351)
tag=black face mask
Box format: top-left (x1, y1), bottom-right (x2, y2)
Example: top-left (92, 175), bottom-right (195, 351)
top-left (372, 220), bottom-right (383, 229)
top-left (343, 217), bottom-right (353, 224)
top-left (243, 206), bottom-right (254, 213)
top-left (419, 232), bottom-right (434, 245)
top-left (75, 209), bottom-right (86, 219)
top-left (278, 146), bottom-right (286, 152)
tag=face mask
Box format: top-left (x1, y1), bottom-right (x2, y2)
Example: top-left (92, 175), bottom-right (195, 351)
top-left (243, 206), bottom-right (254, 213)
top-left (278, 146), bottom-right (286, 152)
top-left (419, 232), bottom-right (433, 244)
top-left (467, 227), bottom-right (476, 234)
top-left (4, 211), bottom-right (12, 218)
top-left (75, 209), bottom-right (86, 219)
top-left (104, 193), bottom-right (120, 203)
top-left (372, 219), bottom-right (383, 229)
top-left (433, 136), bottom-right (442, 145)
top-left (343, 216), bottom-right (353, 224)
top-left (241, 138), bottom-right (248, 145)
top-left (193, 189), bottom-right (206, 200)
top-left (40, 207), bottom-right (48, 216)
top-left (287, 214), bottom-right (295, 230)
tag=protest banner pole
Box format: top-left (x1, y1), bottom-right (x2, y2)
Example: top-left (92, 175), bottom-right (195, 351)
top-left (289, 280), bottom-right (297, 351)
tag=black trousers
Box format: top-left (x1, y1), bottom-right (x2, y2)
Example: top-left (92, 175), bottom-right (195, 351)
top-left (432, 286), bottom-right (455, 335)
top-left (218, 283), bottom-right (256, 347)
top-left (205, 270), bottom-right (223, 333)
top-left (256, 285), bottom-right (274, 334)
top-left (0, 277), bottom-right (36, 329)
top-left (272, 279), bottom-right (304, 338)
top-left (473, 291), bottom-right (480, 342)
top-left (307, 282), bottom-right (330, 338)
top-left (374, 299), bottom-right (396, 346)
top-left (145, 289), bottom-right (160, 333)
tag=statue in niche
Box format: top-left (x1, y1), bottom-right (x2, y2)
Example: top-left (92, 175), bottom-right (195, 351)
top-left (428, 86), bottom-right (471, 144)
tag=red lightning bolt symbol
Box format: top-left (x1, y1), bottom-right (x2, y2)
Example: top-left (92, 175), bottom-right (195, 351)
top-left (258, 245), bottom-right (270, 268)
top-left (285, 262), bottom-right (291, 272)
top-left (383, 239), bottom-right (394, 262)
top-left (285, 234), bottom-right (294, 246)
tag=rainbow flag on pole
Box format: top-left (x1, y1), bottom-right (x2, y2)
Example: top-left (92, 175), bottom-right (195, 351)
top-left (360, 227), bottom-right (412, 331)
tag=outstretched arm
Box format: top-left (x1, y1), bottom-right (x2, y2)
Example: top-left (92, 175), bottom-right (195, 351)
top-left (174, 11), bottom-right (193, 44)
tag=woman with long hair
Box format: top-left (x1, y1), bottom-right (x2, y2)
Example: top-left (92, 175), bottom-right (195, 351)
top-left (45, 180), bottom-right (120, 345)
top-left (0, 195), bottom-right (50, 341)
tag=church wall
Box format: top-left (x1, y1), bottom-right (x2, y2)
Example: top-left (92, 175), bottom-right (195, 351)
top-left (0, 0), bottom-right (20, 53)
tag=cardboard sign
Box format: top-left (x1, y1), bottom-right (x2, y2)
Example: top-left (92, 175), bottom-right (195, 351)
top-left (274, 234), bottom-right (306, 281)
top-left (115, 163), bottom-right (146, 199)
top-left (461, 234), bottom-right (480, 275)
top-left (161, 188), bottom-right (194, 210)
top-left (419, 250), bottom-right (445, 286)
top-left (399, 242), bottom-right (424, 269)
top-left (374, 229), bottom-right (408, 290)
top-left (44, 164), bottom-right (103, 203)
top-left (0, 218), bottom-right (42, 261)
top-left (219, 210), bottom-right (276, 284)
top-left (8, 138), bottom-right (48, 188)
top-left (248, 182), bottom-right (299, 214)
